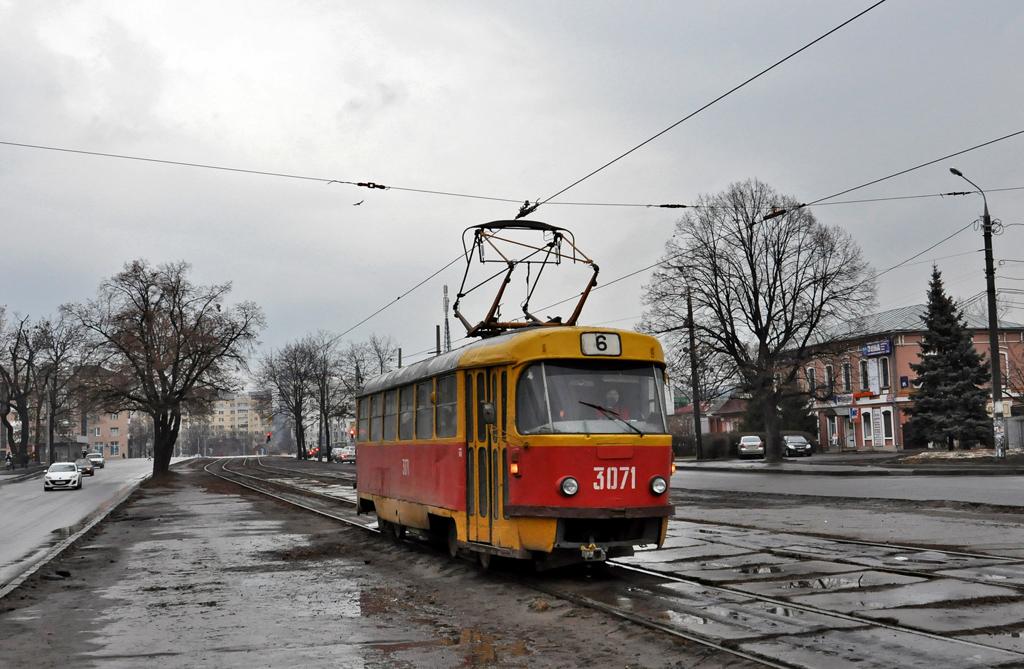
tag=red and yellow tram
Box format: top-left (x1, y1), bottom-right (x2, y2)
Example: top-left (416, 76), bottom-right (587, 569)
top-left (355, 325), bottom-right (675, 569)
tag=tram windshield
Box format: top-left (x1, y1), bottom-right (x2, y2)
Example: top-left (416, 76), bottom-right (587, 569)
top-left (516, 361), bottom-right (669, 435)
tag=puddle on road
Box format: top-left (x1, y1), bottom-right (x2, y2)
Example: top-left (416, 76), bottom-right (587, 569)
top-left (372, 629), bottom-right (530, 665)
top-left (892, 554), bottom-right (948, 565)
top-left (738, 565), bottom-right (783, 575)
top-left (781, 576), bottom-right (864, 591)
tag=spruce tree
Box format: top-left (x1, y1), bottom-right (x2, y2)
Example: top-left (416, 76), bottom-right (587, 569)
top-left (905, 266), bottom-right (991, 450)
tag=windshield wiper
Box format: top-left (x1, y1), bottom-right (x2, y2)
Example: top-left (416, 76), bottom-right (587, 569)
top-left (578, 401), bottom-right (643, 436)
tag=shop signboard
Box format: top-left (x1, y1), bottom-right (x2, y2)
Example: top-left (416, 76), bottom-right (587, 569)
top-left (862, 340), bottom-right (891, 357)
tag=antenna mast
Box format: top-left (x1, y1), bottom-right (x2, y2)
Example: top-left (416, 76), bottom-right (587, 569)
top-left (443, 285), bottom-right (452, 353)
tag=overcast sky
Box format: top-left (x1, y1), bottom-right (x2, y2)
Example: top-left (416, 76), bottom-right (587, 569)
top-left (2, 1), bottom-right (1023, 366)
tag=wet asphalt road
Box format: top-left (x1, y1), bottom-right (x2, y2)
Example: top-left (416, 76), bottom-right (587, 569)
top-left (3, 456), bottom-right (1024, 668)
top-left (0, 462), bottom-right (743, 669)
top-left (0, 459), bottom-right (152, 590)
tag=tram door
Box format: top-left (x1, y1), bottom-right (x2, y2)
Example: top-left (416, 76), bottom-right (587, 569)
top-left (467, 367), bottom-right (506, 546)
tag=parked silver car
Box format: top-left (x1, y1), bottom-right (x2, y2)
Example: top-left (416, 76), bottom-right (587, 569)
top-left (783, 435), bottom-right (813, 457)
top-left (738, 435), bottom-right (764, 458)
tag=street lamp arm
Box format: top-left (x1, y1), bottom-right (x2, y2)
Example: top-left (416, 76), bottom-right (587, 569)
top-left (950, 167), bottom-right (989, 214)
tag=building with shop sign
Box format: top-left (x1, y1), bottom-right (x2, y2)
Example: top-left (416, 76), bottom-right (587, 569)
top-left (803, 305), bottom-right (1024, 452)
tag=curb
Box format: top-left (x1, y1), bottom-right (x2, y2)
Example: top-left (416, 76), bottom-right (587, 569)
top-left (0, 470), bottom-right (45, 485)
top-left (0, 464), bottom-right (172, 602)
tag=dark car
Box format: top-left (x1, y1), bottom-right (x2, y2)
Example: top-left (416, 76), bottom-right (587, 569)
top-left (75, 458), bottom-right (95, 476)
top-left (783, 435), bottom-right (813, 457)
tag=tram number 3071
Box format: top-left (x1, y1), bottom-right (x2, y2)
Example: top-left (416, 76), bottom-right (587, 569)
top-left (593, 466), bottom-right (636, 490)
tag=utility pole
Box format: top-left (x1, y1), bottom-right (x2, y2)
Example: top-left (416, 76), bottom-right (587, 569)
top-left (951, 168), bottom-right (1005, 459)
top-left (687, 289), bottom-right (704, 460)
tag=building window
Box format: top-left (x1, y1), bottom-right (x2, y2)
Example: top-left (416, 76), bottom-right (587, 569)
top-left (861, 411), bottom-right (872, 445)
top-left (880, 357), bottom-right (891, 389)
top-left (806, 367), bottom-right (816, 392)
top-left (109, 444), bottom-right (119, 456)
top-left (842, 362), bottom-right (852, 392)
top-left (825, 365), bottom-right (834, 393)
top-left (93, 427), bottom-right (102, 437)
top-left (882, 409), bottom-right (893, 441)
top-left (859, 360), bottom-right (870, 390)
top-left (110, 427), bottom-right (120, 436)
top-left (110, 412), bottom-right (120, 421)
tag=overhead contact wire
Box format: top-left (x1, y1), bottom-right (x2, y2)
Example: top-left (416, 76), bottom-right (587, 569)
top-left (528, 0), bottom-right (889, 214)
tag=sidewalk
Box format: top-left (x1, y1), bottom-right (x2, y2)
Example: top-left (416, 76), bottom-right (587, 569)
top-left (674, 449), bottom-right (1024, 476)
top-left (0, 463), bottom-right (46, 485)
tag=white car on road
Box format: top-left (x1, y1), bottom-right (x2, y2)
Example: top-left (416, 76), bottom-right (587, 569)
top-left (44, 462), bottom-right (82, 491)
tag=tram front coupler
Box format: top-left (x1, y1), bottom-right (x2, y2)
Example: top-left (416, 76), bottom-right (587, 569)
top-left (579, 543), bottom-right (607, 562)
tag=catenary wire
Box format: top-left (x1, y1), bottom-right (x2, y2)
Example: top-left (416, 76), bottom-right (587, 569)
top-left (527, 0), bottom-right (889, 215)
top-left (336, 253), bottom-right (463, 339)
top-left (804, 129), bottom-right (1024, 208)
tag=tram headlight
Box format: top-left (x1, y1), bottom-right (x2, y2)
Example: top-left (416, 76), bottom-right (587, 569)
top-left (558, 476), bottom-right (579, 497)
top-left (649, 476), bottom-right (668, 495)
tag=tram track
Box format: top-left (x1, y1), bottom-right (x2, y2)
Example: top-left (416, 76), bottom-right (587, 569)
top-left (204, 457), bottom-right (1024, 668)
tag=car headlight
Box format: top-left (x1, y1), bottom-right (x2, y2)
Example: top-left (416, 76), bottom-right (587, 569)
top-left (558, 476), bottom-right (579, 496)
top-left (649, 476), bottom-right (668, 495)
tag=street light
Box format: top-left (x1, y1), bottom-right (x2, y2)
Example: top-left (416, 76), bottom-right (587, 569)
top-left (950, 167), bottom-right (1005, 459)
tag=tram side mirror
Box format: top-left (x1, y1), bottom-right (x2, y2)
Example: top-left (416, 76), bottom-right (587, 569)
top-left (481, 402), bottom-right (497, 425)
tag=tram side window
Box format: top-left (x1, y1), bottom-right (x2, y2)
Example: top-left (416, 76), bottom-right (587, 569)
top-left (357, 398), bottom-right (369, 443)
top-left (398, 386), bottom-right (414, 440)
top-left (383, 390), bottom-right (398, 441)
top-left (416, 379), bottom-right (433, 439)
top-left (369, 395), bottom-right (382, 442)
top-left (436, 374), bottom-right (458, 438)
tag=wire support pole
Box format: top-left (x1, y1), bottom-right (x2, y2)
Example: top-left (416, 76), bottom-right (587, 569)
top-left (687, 288), bottom-right (704, 461)
top-left (951, 168), bottom-right (1005, 459)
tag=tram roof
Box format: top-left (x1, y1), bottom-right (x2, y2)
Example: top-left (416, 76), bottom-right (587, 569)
top-left (359, 329), bottom-right (521, 396)
top-left (358, 325), bottom-right (662, 396)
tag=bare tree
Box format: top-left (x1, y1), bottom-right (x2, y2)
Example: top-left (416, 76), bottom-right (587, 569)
top-left (0, 313), bottom-right (46, 466)
top-left (254, 340), bottom-right (316, 460)
top-left (33, 314), bottom-right (94, 463)
top-left (959, 291), bottom-right (1012, 321)
top-left (65, 260), bottom-right (265, 475)
top-left (306, 331), bottom-right (354, 462)
top-left (641, 180), bottom-right (875, 462)
top-left (368, 333), bottom-right (399, 376)
top-left (339, 340), bottom-right (372, 395)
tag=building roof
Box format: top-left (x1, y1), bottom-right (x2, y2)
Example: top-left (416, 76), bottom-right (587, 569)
top-left (832, 304), bottom-right (1024, 340)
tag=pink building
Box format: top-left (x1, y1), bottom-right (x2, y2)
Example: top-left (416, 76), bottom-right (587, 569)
top-left (86, 410), bottom-right (130, 457)
top-left (804, 305), bottom-right (1024, 452)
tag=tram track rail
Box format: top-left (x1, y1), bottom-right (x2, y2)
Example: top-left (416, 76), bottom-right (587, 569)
top-left (204, 457), bottom-right (1024, 668)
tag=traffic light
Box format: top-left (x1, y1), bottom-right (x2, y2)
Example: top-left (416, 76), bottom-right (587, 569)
top-left (266, 432), bottom-right (271, 443)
